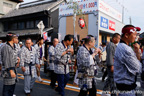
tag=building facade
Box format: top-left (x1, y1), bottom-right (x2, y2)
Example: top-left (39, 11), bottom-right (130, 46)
top-left (58, 0), bottom-right (125, 46)
top-left (0, 0), bottom-right (63, 43)
top-left (0, 0), bottom-right (23, 33)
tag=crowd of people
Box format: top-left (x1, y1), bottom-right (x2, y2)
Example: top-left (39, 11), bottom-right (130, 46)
top-left (0, 24), bottom-right (144, 96)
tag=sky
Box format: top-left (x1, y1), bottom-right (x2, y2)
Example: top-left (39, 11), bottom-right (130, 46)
top-left (23, 0), bottom-right (144, 33)
top-left (103, 0), bottom-right (144, 33)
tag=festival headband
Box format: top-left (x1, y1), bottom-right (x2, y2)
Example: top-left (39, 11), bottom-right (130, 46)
top-left (7, 34), bottom-right (19, 37)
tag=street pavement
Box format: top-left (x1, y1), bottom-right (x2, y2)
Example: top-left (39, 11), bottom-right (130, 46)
top-left (0, 66), bottom-right (143, 96)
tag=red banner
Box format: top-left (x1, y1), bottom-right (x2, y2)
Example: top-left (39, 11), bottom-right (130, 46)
top-left (109, 20), bottom-right (115, 31)
top-left (43, 32), bottom-right (47, 41)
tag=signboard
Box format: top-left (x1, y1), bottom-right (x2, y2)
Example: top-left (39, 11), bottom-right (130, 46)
top-left (37, 21), bottom-right (45, 30)
top-left (59, 0), bottom-right (98, 16)
top-left (109, 20), bottom-right (115, 31)
top-left (37, 21), bottom-right (45, 37)
top-left (100, 16), bottom-right (116, 31)
top-left (99, 0), bottom-right (122, 22)
top-left (100, 16), bottom-right (108, 29)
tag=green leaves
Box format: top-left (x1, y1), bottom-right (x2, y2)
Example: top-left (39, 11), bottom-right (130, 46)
top-left (66, 0), bottom-right (87, 28)
top-left (67, 0), bottom-right (82, 15)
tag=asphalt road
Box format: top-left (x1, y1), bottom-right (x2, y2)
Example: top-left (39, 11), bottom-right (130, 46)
top-left (0, 66), bottom-right (143, 96)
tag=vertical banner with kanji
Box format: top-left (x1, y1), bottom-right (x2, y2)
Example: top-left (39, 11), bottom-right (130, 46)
top-left (43, 32), bottom-right (48, 41)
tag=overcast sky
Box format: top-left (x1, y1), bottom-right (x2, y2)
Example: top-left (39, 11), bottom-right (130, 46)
top-left (23, 0), bottom-right (144, 33)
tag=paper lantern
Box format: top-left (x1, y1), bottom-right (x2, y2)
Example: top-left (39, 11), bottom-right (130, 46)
top-left (78, 18), bottom-right (85, 29)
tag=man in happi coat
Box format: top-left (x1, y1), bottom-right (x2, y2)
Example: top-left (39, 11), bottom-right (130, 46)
top-left (34, 37), bottom-right (45, 82)
top-left (77, 35), bottom-right (101, 96)
top-left (20, 38), bottom-right (39, 96)
top-left (1, 33), bottom-right (20, 96)
top-left (48, 38), bottom-right (59, 89)
top-left (114, 25), bottom-right (142, 96)
top-left (54, 35), bottom-right (74, 96)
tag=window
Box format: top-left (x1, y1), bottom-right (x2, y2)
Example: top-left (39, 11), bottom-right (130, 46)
top-left (26, 21), bottom-right (34, 28)
top-left (35, 20), bottom-right (41, 28)
top-left (26, 21), bottom-right (30, 28)
top-left (8, 20), bottom-right (40, 31)
top-left (10, 22), bottom-right (17, 30)
top-left (18, 22), bottom-right (25, 30)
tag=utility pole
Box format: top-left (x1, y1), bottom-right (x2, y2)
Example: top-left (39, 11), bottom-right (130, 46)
top-left (67, 0), bottom-right (83, 40)
top-left (129, 16), bottom-right (132, 24)
top-left (73, 13), bottom-right (76, 40)
top-left (121, 0), bottom-right (128, 24)
top-left (122, 5), bottom-right (124, 23)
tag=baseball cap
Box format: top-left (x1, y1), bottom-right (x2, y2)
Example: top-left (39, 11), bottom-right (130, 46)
top-left (122, 26), bottom-right (141, 34)
top-left (135, 27), bottom-right (141, 31)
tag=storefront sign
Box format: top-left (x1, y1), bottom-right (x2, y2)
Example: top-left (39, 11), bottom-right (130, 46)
top-left (109, 20), bottom-right (115, 31)
top-left (59, 0), bottom-right (98, 16)
top-left (100, 16), bottom-right (108, 29)
top-left (100, 16), bottom-right (116, 31)
top-left (99, 0), bottom-right (122, 22)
